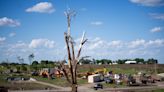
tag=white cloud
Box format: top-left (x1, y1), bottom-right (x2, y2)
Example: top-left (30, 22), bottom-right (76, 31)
top-left (1, 37), bottom-right (164, 63)
top-left (149, 13), bottom-right (164, 20)
top-left (0, 17), bottom-right (20, 27)
top-left (129, 0), bottom-right (164, 6)
top-left (91, 21), bottom-right (103, 26)
top-left (29, 38), bottom-right (55, 48)
top-left (85, 37), bottom-right (108, 50)
top-left (146, 39), bottom-right (164, 47)
top-left (150, 27), bottom-right (161, 33)
top-left (80, 37), bottom-right (164, 60)
top-left (5, 41), bottom-right (29, 57)
top-left (9, 32), bottom-right (16, 37)
top-left (129, 39), bottom-right (145, 48)
top-left (128, 49), bottom-right (147, 55)
top-left (26, 2), bottom-right (55, 13)
top-left (0, 37), bottom-right (6, 44)
top-left (108, 40), bottom-right (123, 48)
top-left (12, 42), bottom-right (27, 49)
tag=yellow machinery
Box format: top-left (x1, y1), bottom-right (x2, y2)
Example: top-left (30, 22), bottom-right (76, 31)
top-left (94, 68), bottom-right (107, 75)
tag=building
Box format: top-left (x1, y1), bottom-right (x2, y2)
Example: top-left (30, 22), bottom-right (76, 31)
top-left (125, 61), bottom-right (136, 64)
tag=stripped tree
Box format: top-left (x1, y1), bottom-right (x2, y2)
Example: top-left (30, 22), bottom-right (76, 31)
top-left (60, 9), bottom-right (87, 92)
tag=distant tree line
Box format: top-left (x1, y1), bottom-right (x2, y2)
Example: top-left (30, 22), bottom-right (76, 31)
top-left (0, 60), bottom-right (60, 72)
top-left (78, 58), bottom-right (158, 64)
top-left (0, 58), bottom-right (158, 66)
top-left (0, 58), bottom-right (158, 73)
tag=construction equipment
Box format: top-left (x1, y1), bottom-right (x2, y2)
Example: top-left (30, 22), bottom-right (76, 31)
top-left (94, 68), bottom-right (107, 75)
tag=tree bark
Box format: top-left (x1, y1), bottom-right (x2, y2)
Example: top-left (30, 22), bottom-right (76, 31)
top-left (63, 9), bottom-right (87, 92)
top-left (72, 84), bottom-right (78, 92)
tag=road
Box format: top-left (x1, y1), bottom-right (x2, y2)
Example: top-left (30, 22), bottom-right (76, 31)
top-left (9, 81), bottom-right (164, 92)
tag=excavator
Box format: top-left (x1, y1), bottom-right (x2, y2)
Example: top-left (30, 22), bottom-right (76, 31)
top-left (77, 67), bottom-right (107, 79)
top-left (94, 67), bottom-right (107, 75)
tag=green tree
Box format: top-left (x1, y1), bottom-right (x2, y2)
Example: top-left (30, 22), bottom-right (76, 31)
top-left (32, 61), bottom-right (39, 65)
top-left (32, 61), bottom-right (39, 71)
top-left (147, 58), bottom-right (158, 64)
top-left (21, 65), bottom-right (28, 72)
top-left (116, 59), bottom-right (125, 64)
top-left (79, 59), bottom-right (92, 64)
top-left (134, 58), bottom-right (145, 64)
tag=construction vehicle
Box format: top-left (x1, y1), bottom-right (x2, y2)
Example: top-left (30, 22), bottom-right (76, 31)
top-left (94, 68), bottom-right (107, 75)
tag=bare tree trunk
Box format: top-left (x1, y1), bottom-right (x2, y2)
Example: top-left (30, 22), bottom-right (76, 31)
top-left (61, 9), bottom-right (87, 92)
top-left (72, 84), bottom-right (77, 92)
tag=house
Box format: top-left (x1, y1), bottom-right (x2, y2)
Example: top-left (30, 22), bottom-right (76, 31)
top-left (125, 61), bottom-right (136, 64)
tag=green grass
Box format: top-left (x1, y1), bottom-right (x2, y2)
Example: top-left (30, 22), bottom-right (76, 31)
top-left (0, 74), bottom-right (56, 90)
top-left (106, 67), bottom-right (137, 75)
top-left (77, 78), bottom-right (88, 85)
top-left (78, 66), bottom-right (137, 75)
top-left (32, 76), bottom-right (88, 87)
top-left (0, 74), bottom-right (8, 86)
top-left (152, 89), bottom-right (164, 92)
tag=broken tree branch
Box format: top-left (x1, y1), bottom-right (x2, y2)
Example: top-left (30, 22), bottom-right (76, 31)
top-left (64, 32), bottom-right (75, 84)
top-left (59, 63), bottom-right (71, 83)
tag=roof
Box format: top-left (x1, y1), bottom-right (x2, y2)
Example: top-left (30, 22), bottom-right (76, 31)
top-left (125, 61), bottom-right (136, 64)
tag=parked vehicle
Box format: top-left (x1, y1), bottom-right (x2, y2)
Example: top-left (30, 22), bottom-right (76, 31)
top-left (6, 76), bottom-right (30, 81)
top-left (94, 83), bottom-right (103, 90)
top-left (104, 77), bottom-right (114, 84)
top-left (31, 71), bottom-right (39, 76)
top-left (127, 75), bottom-right (137, 86)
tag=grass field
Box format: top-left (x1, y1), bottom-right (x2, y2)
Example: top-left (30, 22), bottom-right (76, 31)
top-left (0, 74), bottom-right (56, 90)
top-left (32, 76), bottom-right (88, 87)
top-left (153, 89), bottom-right (164, 92)
top-left (77, 64), bottom-right (164, 74)
top-left (0, 64), bottom-right (164, 90)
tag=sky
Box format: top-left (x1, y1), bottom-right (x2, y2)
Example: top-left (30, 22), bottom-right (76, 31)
top-left (0, 0), bottom-right (164, 64)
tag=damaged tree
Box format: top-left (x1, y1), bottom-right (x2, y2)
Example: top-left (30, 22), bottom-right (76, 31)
top-left (60, 9), bottom-right (87, 92)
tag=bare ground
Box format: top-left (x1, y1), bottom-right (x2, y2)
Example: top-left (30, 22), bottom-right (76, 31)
top-left (8, 80), bottom-right (164, 92)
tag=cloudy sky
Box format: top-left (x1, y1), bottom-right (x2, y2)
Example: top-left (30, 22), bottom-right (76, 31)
top-left (0, 0), bottom-right (164, 63)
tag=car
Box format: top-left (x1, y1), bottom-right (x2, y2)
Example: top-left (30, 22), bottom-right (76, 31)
top-left (127, 75), bottom-right (137, 86)
top-left (105, 79), bottom-right (113, 84)
top-left (6, 77), bottom-right (15, 81)
top-left (105, 78), bottom-right (113, 84)
top-left (94, 83), bottom-right (103, 90)
top-left (31, 71), bottom-right (39, 76)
